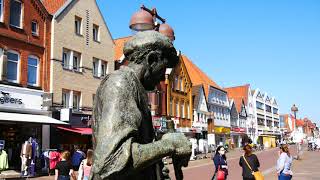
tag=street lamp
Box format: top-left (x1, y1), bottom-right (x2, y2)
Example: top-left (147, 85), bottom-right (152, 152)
top-left (129, 5), bottom-right (175, 41)
top-left (291, 104), bottom-right (300, 160)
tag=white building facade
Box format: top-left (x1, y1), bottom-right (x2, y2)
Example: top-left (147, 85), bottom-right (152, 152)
top-left (207, 86), bottom-right (230, 146)
top-left (249, 88), bottom-right (280, 148)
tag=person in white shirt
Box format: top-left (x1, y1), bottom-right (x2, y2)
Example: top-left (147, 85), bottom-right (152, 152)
top-left (276, 144), bottom-right (293, 180)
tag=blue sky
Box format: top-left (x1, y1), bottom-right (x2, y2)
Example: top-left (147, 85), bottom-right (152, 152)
top-left (97, 0), bottom-right (320, 124)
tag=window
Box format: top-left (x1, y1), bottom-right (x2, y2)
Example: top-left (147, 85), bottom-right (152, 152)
top-left (174, 76), bottom-right (179, 90)
top-left (101, 61), bottom-right (107, 77)
top-left (92, 94), bottom-right (96, 105)
top-left (257, 118), bottom-right (264, 126)
top-left (75, 16), bottom-right (82, 35)
top-left (93, 24), bottom-right (99, 41)
top-left (10, 0), bottom-right (22, 28)
top-left (62, 49), bottom-right (70, 69)
top-left (73, 92), bottom-right (81, 111)
top-left (31, 21), bottom-right (38, 35)
top-left (62, 90), bottom-right (70, 108)
top-left (92, 58), bottom-right (107, 77)
top-left (27, 56), bottom-right (38, 86)
top-left (273, 108), bottom-right (278, 114)
top-left (256, 101), bottom-right (264, 110)
top-left (7, 51), bottom-right (19, 82)
top-left (73, 52), bottom-right (81, 71)
top-left (180, 77), bottom-right (183, 91)
top-left (181, 101), bottom-right (184, 118)
top-left (169, 98), bottom-right (173, 116)
top-left (266, 105), bottom-right (272, 112)
top-left (92, 58), bottom-right (99, 76)
top-left (0, 0), bottom-right (3, 22)
top-left (187, 102), bottom-right (190, 119)
top-left (175, 101), bottom-right (179, 117)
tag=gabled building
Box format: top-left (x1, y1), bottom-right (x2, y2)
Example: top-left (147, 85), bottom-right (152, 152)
top-left (166, 54), bottom-right (193, 131)
top-left (0, 0), bottom-right (66, 172)
top-left (250, 88), bottom-right (280, 148)
top-left (183, 55), bottom-right (230, 146)
top-left (192, 85), bottom-right (209, 153)
top-left (43, 0), bottom-right (114, 143)
top-left (224, 85), bottom-right (249, 148)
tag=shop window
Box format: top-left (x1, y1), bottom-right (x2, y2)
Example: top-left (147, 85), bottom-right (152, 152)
top-left (0, 0), bottom-right (3, 22)
top-left (73, 92), bottom-right (81, 111)
top-left (10, 0), bottom-right (23, 28)
top-left (75, 16), bottom-right (82, 35)
top-left (7, 50), bottom-right (20, 82)
top-left (93, 24), bottom-right (100, 41)
top-left (31, 21), bottom-right (38, 36)
top-left (27, 55), bottom-right (39, 86)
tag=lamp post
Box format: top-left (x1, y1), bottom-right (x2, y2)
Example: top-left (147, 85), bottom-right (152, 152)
top-left (129, 5), bottom-right (175, 41)
top-left (291, 104), bottom-right (300, 160)
top-left (250, 120), bottom-right (255, 144)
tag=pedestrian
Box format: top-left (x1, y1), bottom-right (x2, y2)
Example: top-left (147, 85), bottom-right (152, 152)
top-left (276, 144), bottom-right (293, 180)
top-left (239, 144), bottom-right (261, 180)
top-left (55, 151), bottom-right (75, 180)
top-left (77, 149), bottom-right (93, 180)
top-left (71, 145), bottom-right (85, 171)
top-left (211, 146), bottom-right (228, 180)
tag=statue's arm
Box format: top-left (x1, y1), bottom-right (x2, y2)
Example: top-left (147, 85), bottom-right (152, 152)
top-left (131, 139), bottom-right (175, 170)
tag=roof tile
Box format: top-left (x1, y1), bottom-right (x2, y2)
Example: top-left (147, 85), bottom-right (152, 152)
top-left (182, 55), bottom-right (222, 99)
top-left (224, 84), bottom-right (250, 112)
top-left (42, 0), bottom-right (67, 14)
top-left (114, 36), bottom-right (132, 61)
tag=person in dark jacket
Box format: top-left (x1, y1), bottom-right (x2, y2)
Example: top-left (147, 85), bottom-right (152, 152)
top-left (212, 146), bottom-right (228, 179)
top-left (239, 144), bottom-right (260, 180)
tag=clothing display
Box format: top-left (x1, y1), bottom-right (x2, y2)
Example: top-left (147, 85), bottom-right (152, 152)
top-left (20, 141), bottom-right (33, 176)
top-left (0, 150), bottom-right (9, 170)
top-left (49, 151), bottom-right (61, 170)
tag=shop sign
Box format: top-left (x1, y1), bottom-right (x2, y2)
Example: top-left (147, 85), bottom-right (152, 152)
top-left (0, 85), bottom-right (43, 111)
top-left (214, 127), bottom-right (231, 134)
top-left (231, 127), bottom-right (246, 133)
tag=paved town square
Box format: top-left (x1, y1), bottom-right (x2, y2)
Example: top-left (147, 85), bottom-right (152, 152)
top-left (0, 0), bottom-right (319, 179)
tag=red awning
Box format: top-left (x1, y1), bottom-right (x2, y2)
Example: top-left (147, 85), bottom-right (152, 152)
top-left (57, 126), bottom-right (92, 135)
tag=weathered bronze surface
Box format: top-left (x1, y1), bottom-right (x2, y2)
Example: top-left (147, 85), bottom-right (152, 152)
top-left (90, 31), bottom-right (191, 180)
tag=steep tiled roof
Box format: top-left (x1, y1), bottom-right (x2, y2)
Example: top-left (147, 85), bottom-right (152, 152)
top-left (114, 36), bottom-right (132, 61)
top-left (182, 55), bottom-right (222, 99)
top-left (42, 0), bottom-right (67, 14)
top-left (296, 119), bottom-right (304, 127)
top-left (224, 84), bottom-right (250, 112)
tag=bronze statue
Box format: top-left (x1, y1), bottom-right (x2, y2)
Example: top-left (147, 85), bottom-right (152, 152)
top-left (90, 31), bottom-right (191, 180)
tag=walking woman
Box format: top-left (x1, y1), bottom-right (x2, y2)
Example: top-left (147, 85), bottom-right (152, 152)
top-left (276, 144), bottom-right (293, 180)
top-left (239, 144), bottom-right (260, 180)
top-left (55, 151), bottom-right (75, 180)
top-left (77, 149), bottom-right (93, 180)
top-left (212, 146), bottom-right (228, 180)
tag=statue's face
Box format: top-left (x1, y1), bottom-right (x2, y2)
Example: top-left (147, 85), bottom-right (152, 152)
top-left (142, 51), bottom-right (168, 91)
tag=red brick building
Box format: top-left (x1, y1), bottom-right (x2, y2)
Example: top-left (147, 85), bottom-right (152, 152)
top-left (0, 0), bottom-right (52, 91)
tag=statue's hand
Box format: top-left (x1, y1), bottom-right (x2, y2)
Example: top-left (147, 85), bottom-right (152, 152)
top-left (162, 133), bottom-right (192, 157)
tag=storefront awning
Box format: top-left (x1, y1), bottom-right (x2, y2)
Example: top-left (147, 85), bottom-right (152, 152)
top-left (57, 126), bottom-right (92, 135)
top-left (0, 112), bottom-right (68, 125)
